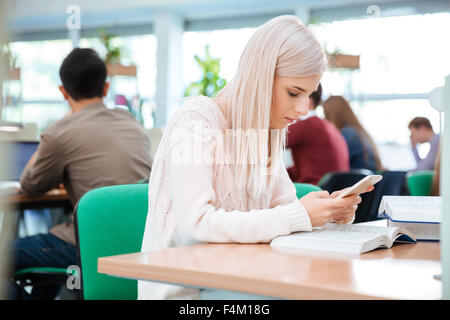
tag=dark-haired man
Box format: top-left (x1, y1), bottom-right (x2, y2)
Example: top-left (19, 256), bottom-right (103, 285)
top-left (10, 48), bottom-right (152, 299)
top-left (408, 116), bottom-right (440, 171)
top-left (286, 83), bottom-right (349, 185)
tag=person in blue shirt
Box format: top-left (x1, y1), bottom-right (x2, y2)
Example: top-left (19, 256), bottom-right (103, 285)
top-left (408, 116), bottom-right (440, 172)
top-left (322, 95), bottom-right (383, 173)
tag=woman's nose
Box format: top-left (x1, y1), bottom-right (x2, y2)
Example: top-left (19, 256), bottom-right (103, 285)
top-left (295, 98), bottom-right (309, 117)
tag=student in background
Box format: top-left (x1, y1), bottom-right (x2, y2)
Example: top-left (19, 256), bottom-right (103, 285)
top-left (408, 116), bottom-right (440, 172)
top-left (285, 83), bottom-right (349, 185)
top-left (139, 15), bottom-right (373, 300)
top-left (429, 142), bottom-right (441, 196)
top-left (322, 95), bottom-right (383, 173)
top-left (10, 48), bottom-right (152, 299)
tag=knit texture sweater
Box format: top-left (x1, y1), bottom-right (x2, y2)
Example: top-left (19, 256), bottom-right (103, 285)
top-left (138, 96), bottom-right (313, 299)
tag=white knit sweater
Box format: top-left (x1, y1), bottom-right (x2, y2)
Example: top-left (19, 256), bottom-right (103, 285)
top-left (138, 96), bottom-right (313, 299)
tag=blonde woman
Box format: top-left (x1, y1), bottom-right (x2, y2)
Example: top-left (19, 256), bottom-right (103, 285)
top-left (139, 15), bottom-right (373, 300)
top-left (323, 96), bottom-right (384, 172)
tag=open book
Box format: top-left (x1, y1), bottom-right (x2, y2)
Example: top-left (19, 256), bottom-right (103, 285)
top-left (378, 196), bottom-right (441, 241)
top-left (270, 223), bottom-right (416, 254)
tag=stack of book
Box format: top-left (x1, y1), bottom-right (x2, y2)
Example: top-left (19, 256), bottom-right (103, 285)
top-left (378, 196), bottom-right (441, 241)
top-left (269, 196), bottom-right (441, 255)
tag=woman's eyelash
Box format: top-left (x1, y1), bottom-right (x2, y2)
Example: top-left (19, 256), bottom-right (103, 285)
top-left (288, 91), bottom-right (298, 97)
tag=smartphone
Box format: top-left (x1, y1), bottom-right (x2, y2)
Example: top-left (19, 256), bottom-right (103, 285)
top-left (337, 175), bottom-right (383, 198)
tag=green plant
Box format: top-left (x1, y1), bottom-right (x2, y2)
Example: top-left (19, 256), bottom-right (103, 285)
top-left (1, 42), bottom-right (17, 70)
top-left (98, 29), bottom-right (122, 64)
top-left (185, 45), bottom-right (227, 97)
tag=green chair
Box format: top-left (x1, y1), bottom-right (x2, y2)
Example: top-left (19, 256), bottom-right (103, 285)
top-left (75, 183), bottom-right (149, 300)
top-left (293, 182), bottom-right (322, 199)
top-left (406, 170), bottom-right (435, 196)
top-left (13, 267), bottom-right (78, 299)
top-left (12, 227), bottom-right (78, 298)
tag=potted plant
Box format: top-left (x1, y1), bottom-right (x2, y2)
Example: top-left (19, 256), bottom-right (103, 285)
top-left (326, 51), bottom-right (360, 70)
top-left (306, 20), bottom-right (360, 70)
top-left (98, 30), bottom-right (137, 77)
top-left (185, 45), bottom-right (227, 97)
top-left (1, 43), bottom-right (20, 80)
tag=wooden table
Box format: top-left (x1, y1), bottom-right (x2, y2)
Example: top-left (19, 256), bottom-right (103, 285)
top-left (98, 240), bottom-right (441, 300)
top-left (4, 188), bottom-right (72, 211)
top-left (1, 188), bottom-right (72, 239)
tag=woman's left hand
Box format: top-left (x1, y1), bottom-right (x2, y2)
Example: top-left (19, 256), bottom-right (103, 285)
top-left (329, 185), bottom-right (374, 224)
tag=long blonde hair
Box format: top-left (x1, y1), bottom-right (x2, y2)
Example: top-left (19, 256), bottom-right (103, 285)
top-left (322, 95), bottom-right (384, 171)
top-left (215, 15), bottom-right (327, 198)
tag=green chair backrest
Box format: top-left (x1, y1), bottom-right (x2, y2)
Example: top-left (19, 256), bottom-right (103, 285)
top-left (293, 182), bottom-right (322, 199)
top-left (75, 183), bottom-right (149, 300)
top-left (406, 170), bottom-right (434, 196)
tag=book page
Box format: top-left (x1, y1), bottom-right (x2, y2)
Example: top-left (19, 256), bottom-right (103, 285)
top-left (291, 229), bottom-right (381, 242)
top-left (270, 227), bottom-right (386, 254)
top-left (270, 222), bottom-right (417, 254)
top-left (323, 223), bottom-right (416, 245)
top-left (386, 196), bottom-right (441, 212)
top-left (323, 222), bottom-right (398, 239)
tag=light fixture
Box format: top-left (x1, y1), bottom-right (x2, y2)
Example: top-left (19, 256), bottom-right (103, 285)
top-left (0, 121), bottom-right (24, 132)
top-left (0, 126), bottom-right (21, 132)
top-left (428, 87), bottom-right (444, 112)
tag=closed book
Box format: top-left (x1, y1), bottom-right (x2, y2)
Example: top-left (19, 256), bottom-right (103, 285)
top-left (378, 196), bottom-right (441, 241)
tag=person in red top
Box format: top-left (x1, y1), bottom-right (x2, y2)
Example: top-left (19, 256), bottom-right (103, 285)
top-left (286, 83), bottom-right (350, 185)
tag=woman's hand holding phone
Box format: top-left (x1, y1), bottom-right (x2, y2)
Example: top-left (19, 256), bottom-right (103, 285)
top-left (300, 191), bottom-right (361, 227)
top-left (300, 184), bottom-right (375, 227)
top-left (329, 185), bottom-right (374, 223)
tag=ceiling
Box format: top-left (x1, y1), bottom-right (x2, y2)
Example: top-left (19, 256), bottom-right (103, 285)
top-left (4, 0), bottom-right (449, 34)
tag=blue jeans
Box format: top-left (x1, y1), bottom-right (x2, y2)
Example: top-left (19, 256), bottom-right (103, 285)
top-left (9, 233), bottom-right (77, 300)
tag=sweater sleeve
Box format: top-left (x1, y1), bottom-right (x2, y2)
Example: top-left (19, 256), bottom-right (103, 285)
top-left (270, 159), bottom-right (300, 207)
top-left (166, 121), bottom-right (312, 244)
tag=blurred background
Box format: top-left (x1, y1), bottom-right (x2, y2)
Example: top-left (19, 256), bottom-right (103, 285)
top-left (0, 0), bottom-right (449, 300)
top-left (0, 0), bottom-right (448, 170)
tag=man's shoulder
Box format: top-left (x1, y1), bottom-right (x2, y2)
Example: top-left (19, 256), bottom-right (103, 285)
top-left (287, 116), bottom-right (322, 137)
top-left (299, 116), bottom-right (330, 130)
top-left (40, 115), bottom-right (71, 140)
top-left (433, 133), bottom-right (441, 143)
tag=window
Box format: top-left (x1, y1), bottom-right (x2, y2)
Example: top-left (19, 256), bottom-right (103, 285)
top-left (311, 13), bottom-right (450, 96)
top-left (4, 34), bottom-right (157, 132)
top-left (4, 39), bottom-right (73, 132)
top-left (80, 34), bottom-right (157, 128)
top-left (183, 28), bottom-right (257, 92)
top-left (310, 13), bottom-right (449, 169)
top-left (351, 99), bottom-right (442, 170)
top-left (350, 99), bottom-right (442, 145)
